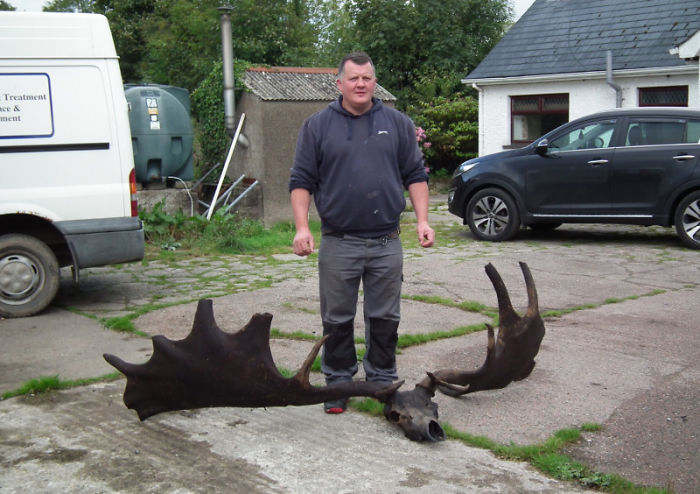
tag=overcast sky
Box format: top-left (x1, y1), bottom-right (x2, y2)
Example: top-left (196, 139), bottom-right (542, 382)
top-left (11, 0), bottom-right (536, 19)
top-left (9, 0), bottom-right (45, 11)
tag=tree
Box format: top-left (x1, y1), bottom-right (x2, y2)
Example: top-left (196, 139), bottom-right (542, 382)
top-left (141, 0), bottom-right (318, 89)
top-left (308, 0), bottom-right (358, 66)
top-left (349, 0), bottom-right (511, 104)
top-left (0, 1), bottom-right (15, 10)
top-left (346, 0), bottom-right (510, 172)
top-left (141, 0), bottom-right (221, 89)
top-left (43, 0), bottom-right (96, 11)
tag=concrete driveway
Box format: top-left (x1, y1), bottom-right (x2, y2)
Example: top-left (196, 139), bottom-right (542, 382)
top-left (1, 203), bottom-right (698, 493)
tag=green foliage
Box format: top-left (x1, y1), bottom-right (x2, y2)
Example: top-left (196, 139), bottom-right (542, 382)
top-left (229, 0), bottom-right (318, 66)
top-left (141, 0), bottom-right (220, 89)
top-left (1, 373), bottom-right (122, 400)
top-left (139, 202), bottom-right (312, 255)
top-left (349, 0), bottom-right (511, 105)
top-left (102, 315), bottom-right (138, 333)
top-left (308, 0), bottom-right (358, 65)
top-left (350, 397), bottom-right (385, 415)
top-left (43, 0), bottom-right (96, 12)
top-left (409, 95), bottom-right (479, 173)
top-left (445, 424), bottom-right (665, 493)
top-left (0, 0), bottom-right (16, 10)
top-left (396, 324), bottom-right (486, 348)
top-left (190, 59), bottom-right (251, 169)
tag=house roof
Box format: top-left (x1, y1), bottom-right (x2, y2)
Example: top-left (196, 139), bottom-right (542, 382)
top-left (465, 0), bottom-right (700, 81)
top-left (243, 67), bottom-right (396, 101)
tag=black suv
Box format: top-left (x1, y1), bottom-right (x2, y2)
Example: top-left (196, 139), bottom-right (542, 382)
top-left (448, 107), bottom-right (700, 248)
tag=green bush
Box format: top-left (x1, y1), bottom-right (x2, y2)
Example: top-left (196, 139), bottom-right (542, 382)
top-left (409, 95), bottom-right (479, 174)
top-left (190, 59), bottom-right (252, 175)
top-left (139, 202), bottom-right (309, 255)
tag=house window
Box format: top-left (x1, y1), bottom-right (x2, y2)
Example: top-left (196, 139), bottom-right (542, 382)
top-left (511, 94), bottom-right (569, 144)
top-left (638, 86), bottom-right (688, 107)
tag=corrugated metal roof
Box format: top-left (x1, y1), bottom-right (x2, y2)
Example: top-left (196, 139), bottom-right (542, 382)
top-left (466, 0), bottom-right (700, 80)
top-left (243, 67), bottom-right (396, 101)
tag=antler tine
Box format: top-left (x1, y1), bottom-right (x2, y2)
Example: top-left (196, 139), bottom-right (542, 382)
top-left (519, 261), bottom-right (540, 317)
top-left (485, 262), bottom-right (519, 331)
top-left (292, 335), bottom-right (330, 389)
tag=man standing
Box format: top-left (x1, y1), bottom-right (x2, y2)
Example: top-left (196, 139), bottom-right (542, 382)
top-left (289, 52), bottom-right (434, 414)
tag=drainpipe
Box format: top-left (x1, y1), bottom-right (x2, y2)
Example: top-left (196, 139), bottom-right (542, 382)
top-left (471, 83), bottom-right (484, 156)
top-left (219, 6), bottom-right (248, 147)
top-left (606, 50), bottom-right (623, 108)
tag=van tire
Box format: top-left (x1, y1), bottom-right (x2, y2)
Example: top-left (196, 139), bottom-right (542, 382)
top-left (0, 234), bottom-right (60, 318)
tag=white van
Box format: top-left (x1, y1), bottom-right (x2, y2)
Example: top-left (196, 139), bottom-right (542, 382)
top-left (0, 12), bottom-right (144, 318)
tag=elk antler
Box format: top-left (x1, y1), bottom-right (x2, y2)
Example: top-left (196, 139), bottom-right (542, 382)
top-left (383, 262), bottom-right (545, 441)
top-left (424, 261), bottom-right (544, 396)
top-left (105, 263), bottom-right (545, 443)
top-left (104, 299), bottom-right (402, 421)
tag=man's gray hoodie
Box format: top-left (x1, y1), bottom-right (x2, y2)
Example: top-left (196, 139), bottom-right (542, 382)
top-left (289, 97), bottom-right (428, 237)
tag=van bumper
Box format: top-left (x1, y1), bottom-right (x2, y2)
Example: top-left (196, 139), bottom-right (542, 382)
top-left (56, 217), bottom-right (145, 268)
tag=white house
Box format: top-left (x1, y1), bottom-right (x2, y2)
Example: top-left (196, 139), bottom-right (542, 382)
top-left (465, 0), bottom-right (700, 156)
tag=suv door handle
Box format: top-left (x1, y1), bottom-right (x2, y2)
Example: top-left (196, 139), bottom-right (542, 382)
top-left (673, 154), bottom-right (696, 161)
top-left (587, 159), bottom-right (609, 166)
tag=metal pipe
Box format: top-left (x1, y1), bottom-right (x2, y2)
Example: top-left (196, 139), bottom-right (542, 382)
top-left (471, 82), bottom-right (484, 156)
top-left (206, 113), bottom-right (246, 220)
top-left (218, 6), bottom-right (236, 136)
top-left (606, 50), bottom-right (623, 108)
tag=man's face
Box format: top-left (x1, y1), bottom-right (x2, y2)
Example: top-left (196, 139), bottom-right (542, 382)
top-left (336, 60), bottom-right (377, 115)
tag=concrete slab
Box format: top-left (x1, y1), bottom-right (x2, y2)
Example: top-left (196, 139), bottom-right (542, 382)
top-left (0, 308), bottom-right (151, 391)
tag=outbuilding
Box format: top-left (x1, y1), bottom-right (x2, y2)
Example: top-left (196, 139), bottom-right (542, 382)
top-left (227, 66), bottom-right (396, 225)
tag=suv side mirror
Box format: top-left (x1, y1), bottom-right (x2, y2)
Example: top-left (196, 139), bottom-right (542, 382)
top-left (535, 138), bottom-right (549, 156)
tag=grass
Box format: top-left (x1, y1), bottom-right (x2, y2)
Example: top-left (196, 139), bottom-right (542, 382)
top-left (1, 373), bottom-right (122, 400)
top-left (444, 424), bottom-right (666, 493)
top-left (397, 324), bottom-right (486, 348)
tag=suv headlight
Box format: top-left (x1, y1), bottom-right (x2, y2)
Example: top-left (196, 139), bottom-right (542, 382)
top-left (452, 161), bottom-right (478, 177)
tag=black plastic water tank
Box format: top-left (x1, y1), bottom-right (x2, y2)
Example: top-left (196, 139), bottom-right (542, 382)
top-left (124, 84), bottom-right (194, 184)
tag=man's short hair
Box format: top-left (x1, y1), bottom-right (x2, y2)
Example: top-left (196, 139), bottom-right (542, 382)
top-left (338, 52), bottom-right (375, 78)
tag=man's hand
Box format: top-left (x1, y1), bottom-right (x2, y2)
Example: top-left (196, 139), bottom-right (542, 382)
top-left (293, 228), bottom-right (315, 256)
top-left (416, 221), bottom-right (435, 248)
top-left (290, 189), bottom-right (314, 256)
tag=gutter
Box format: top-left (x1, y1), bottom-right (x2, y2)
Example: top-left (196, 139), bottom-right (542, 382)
top-left (471, 83), bottom-right (484, 156)
top-left (462, 64), bottom-right (697, 86)
top-left (606, 50), bottom-right (623, 108)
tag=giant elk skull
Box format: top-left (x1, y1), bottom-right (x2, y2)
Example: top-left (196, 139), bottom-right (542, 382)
top-left (104, 262), bottom-right (545, 442)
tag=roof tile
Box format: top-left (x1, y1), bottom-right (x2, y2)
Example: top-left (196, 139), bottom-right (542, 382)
top-left (243, 67), bottom-right (396, 102)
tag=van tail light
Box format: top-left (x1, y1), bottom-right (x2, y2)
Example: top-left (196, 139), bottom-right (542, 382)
top-left (129, 168), bottom-right (138, 217)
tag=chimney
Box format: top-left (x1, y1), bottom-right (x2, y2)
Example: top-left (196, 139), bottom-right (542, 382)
top-left (218, 6), bottom-right (248, 146)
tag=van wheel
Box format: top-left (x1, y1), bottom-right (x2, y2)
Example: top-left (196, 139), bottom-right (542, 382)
top-left (466, 188), bottom-right (520, 242)
top-left (674, 191), bottom-right (700, 249)
top-left (0, 234), bottom-right (60, 318)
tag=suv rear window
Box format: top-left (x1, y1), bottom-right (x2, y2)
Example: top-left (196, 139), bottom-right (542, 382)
top-left (625, 119), bottom-right (700, 146)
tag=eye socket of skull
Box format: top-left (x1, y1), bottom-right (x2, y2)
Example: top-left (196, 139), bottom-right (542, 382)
top-left (388, 410), bottom-right (404, 423)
